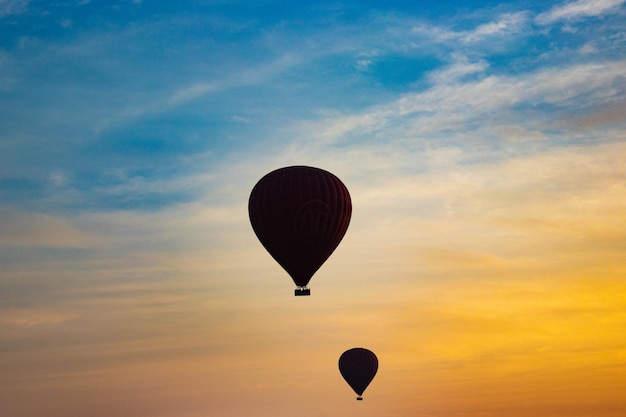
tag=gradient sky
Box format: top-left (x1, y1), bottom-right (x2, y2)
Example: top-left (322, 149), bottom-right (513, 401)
top-left (1, 0), bottom-right (625, 416)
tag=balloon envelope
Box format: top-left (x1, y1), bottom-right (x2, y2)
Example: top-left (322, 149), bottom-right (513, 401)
top-left (339, 347), bottom-right (378, 400)
top-left (248, 166), bottom-right (352, 295)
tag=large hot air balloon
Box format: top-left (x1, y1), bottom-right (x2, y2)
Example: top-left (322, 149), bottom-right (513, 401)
top-left (248, 166), bottom-right (351, 296)
top-left (339, 348), bottom-right (378, 400)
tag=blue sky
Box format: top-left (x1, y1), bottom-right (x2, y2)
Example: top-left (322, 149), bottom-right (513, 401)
top-left (2, 0), bottom-right (623, 214)
top-left (1, 1), bottom-right (625, 416)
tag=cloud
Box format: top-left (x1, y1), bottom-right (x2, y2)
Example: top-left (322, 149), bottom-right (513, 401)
top-left (567, 102), bottom-right (626, 129)
top-left (462, 12), bottom-right (531, 43)
top-left (297, 58), bottom-right (625, 148)
top-left (95, 52), bottom-right (301, 132)
top-left (536, 0), bottom-right (626, 25)
top-left (0, 211), bottom-right (102, 248)
top-left (411, 11), bottom-right (531, 45)
top-left (0, 309), bottom-right (77, 328)
top-left (426, 54), bottom-right (489, 84)
top-left (0, 0), bottom-right (28, 17)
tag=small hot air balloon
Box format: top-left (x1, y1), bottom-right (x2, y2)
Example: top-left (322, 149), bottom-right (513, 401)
top-left (249, 166), bottom-right (352, 296)
top-left (339, 347), bottom-right (378, 400)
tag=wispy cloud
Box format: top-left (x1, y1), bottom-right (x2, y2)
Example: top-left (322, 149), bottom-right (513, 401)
top-left (0, 0), bottom-right (28, 17)
top-left (0, 211), bottom-right (102, 248)
top-left (411, 11), bottom-right (531, 46)
top-left (536, 0), bottom-right (626, 25)
top-left (462, 11), bottom-right (531, 43)
top-left (0, 308), bottom-right (77, 328)
top-left (426, 54), bottom-right (489, 84)
top-left (94, 52), bottom-right (302, 132)
top-left (298, 58), bottom-right (625, 146)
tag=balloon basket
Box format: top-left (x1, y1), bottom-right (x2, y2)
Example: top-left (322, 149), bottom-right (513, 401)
top-left (357, 396), bottom-right (363, 401)
top-left (294, 287), bottom-right (311, 296)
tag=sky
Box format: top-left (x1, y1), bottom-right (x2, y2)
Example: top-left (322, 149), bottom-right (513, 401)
top-left (0, 0), bottom-right (625, 416)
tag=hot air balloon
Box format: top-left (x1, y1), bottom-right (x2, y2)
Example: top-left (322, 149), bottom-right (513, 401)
top-left (339, 348), bottom-right (378, 400)
top-left (248, 166), bottom-right (351, 296)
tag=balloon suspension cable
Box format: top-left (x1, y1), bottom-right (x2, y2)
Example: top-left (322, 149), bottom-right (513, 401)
top-left (294, 286), bottom-right (311, 296)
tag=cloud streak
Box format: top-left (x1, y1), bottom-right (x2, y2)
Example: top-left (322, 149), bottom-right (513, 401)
top-left (536, 0), bottom-right (626, 25)
top-left (0, 309), bottom-right (77, 329)
top-left (298, 58), bottom-right (625, 148)
top-left (0, 0), bottom-right (28, 17)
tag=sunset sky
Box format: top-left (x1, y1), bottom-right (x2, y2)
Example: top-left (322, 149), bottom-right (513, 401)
top-left (1, 0), bottom-right (625, 416)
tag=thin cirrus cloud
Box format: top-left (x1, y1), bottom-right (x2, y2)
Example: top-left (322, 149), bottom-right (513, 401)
top-left (0, 308), bottom-right (77, 329)
top-left (536, 0), bottom-right (626, 25)
top-left (95, 52), bottom-right (303, 133)
top-left (410, 11), bottom-right (531, 47)
top-left (0, 211), bottom-right (100, 248)
top-left (0, 0), bottom-right (28, 17)
top-left (295, 57), bottom-right (625, 148)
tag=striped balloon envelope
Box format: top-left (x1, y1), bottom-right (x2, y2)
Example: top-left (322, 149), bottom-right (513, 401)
top-left (248, 166), bottom-right (352, 296)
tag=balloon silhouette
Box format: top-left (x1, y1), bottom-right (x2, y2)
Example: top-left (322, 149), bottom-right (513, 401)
top-left (249, 166), bottom-right (352, 296)
top-left (339, 348), bottom-right (378, 400)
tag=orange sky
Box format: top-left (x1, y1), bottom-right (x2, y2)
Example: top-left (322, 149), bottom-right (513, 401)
top-left (2, 140), bottom-right (625, 417)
